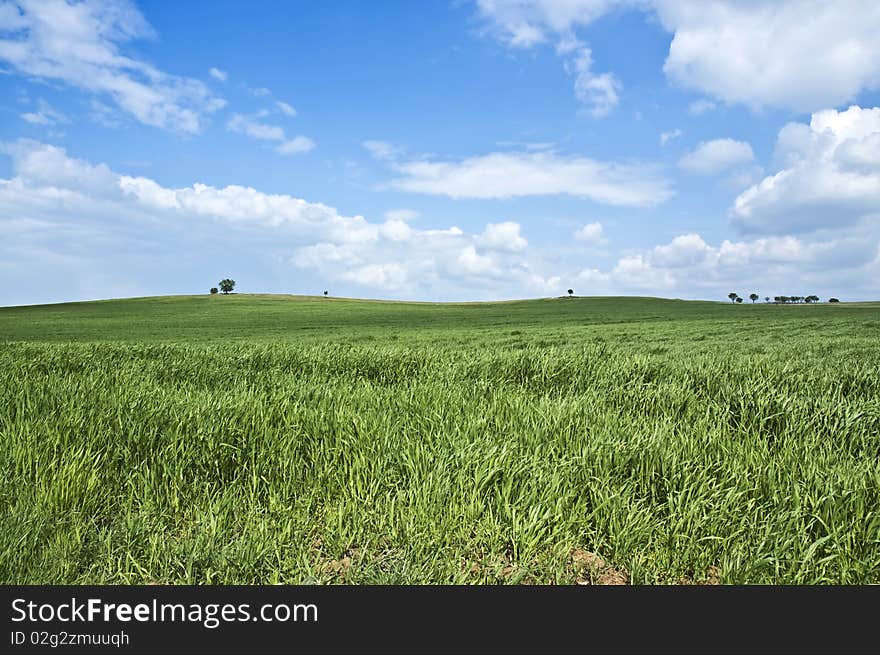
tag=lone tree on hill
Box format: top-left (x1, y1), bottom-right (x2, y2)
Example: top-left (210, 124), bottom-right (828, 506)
top-left (728, 292), bottom-right (738, 303)
top-left (567, 289), bottom-right (574, 297)
top-left (324, 290), bottom-right (328, 297)
top-left (829, 298), bottom-right (840, 303)
top-left (735, 296), bottom-right (743, 303)
top-left (210, 287), bottom-right (218, 295)
top-left (219, 279), bottom-right (236, 294)
top-left (749, 293), bottom-right (759, 303)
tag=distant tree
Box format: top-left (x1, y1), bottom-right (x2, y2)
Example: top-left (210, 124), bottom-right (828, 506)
top-left (567, 289), bottom-right (574, 297)
top-left (829, 297), bottom-right (840, 303)
top-left (735, 296), bottom-right (743, 303)
top-left (808, 295), bottom-right (820, 303)
top-left (764, 296), bottom-right (770, 303)
top-left (324, 290), bottom-right (328, 297)
top-left (728, 292), bottom-right (738, 303)
top-left (749, 293), bottom-right (759, 304)
top-left (210, 287), bottom-right (218, 295)
top-left (219, 279), bottom-right (235, 295)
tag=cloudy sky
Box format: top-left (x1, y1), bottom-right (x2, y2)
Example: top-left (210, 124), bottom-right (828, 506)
top-left (1, 0), bottom-right (879, 305)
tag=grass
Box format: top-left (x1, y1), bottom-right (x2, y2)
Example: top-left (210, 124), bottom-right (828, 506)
top-left (1, 294), bottom-right (879, 584)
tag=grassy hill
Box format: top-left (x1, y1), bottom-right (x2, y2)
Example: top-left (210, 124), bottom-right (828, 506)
top-left (1, 293), bottom-right (875, 348)
top-left (1, 294), bottom-right (879, 584)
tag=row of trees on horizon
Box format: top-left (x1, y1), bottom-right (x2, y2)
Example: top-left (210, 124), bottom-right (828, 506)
top-left (727, 293), bottom-right (839, 304)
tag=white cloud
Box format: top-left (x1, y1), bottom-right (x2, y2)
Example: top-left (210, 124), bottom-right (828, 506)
top-left (4, 139), bottom-right (876, 303)
top-left (384, 208), bottom-right (419, 222)
top-left (651, 233), bottom-right (714, 267)
top-left (477, 1), bottom-right (880, 113)
top-left (387, 150), bottom-right (671, 206)
top-left (733, 105), bottom-right (880, 234)
top-left (1, 139), bottom-right (117, 192)
top-left (0, 0), bottom-right (225, 133)
top-left (611, 254), bottom-right (676, 289)
top-left (251, 87), bottom-right (271, 97)
top-left (227, 114), bottom-right (315, 155)
top-left (475, 0), bottom-right (627, 49)
top-left (479, 221), bottom-right (528, 252)
top-left (227, 114), bottom-right (284, 141)
top-left (655, 0), bottom-right (880, 113)
top-left (20, 99), bottom-right (67, 126)
top-left (567, 47), bottom-right (620, 117)
top-left (456, 246), bottom-right (500, 276)
top-left (363, 140), bottom-right (401, 161)
top-left (0, 139), bottom-right (544, 298)
top-left (341, 263), bottom-right (408, 289)
top-left (378, 219), bottom-right (412, 242)
top-left (679, 138), bottom-right (754, 175)
top-left (475, 1), bottom-right (626, 114)
top-left (276, 101), bottom-right (297, 117)
top-left (276, 136), bottom-right (315, 155)
top-left (571, 230), bottom-right (878, 299)
top-left (574, 221), bottom-right (603, 243)
top-left (209, 67), bottom-right (228, 82)
top-left (659, 128), bottom-right (682, 146)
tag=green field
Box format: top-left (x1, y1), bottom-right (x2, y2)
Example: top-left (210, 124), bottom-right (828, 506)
top-left (2, 294), bottom-right (879, 584)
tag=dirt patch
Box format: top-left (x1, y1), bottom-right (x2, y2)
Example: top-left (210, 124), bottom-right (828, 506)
top-left (570, 548), bottom-right (629, 585)
top-left (318, 547), bottom-right (361, 579)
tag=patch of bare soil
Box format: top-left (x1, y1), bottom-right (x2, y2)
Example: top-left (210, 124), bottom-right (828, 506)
top-left (570, 548), bottom-right (629, 585)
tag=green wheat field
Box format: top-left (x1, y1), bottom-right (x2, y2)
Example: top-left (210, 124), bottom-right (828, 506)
top-left (1, 294), bottom-right (879, 584)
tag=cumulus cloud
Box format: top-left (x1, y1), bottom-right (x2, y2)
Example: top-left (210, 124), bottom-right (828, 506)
top-left (679, 138), bottom-right (754, 175)
top-left (476, 1), bottom-right (880, 112)
top-left (0, 140), bottom-right (545, 299)
top-left (566, 47), bottom-right (620, 117)
top-left (387, 150), bottom-right (671, 206)
top-left (655, 0), bottom-right (880, 112)
top-left (0, 0), bottom-right (225, 133)
top-left (651, 233), bottom-right (714, 267)
top-left (733, 105), bottom-right (880, 234)
top-left (572, 231), bottom-right (878, 299)
top-left (478, 221), bottom-right (528, 252)
top-left (227, 114), bottom-right (315, 155)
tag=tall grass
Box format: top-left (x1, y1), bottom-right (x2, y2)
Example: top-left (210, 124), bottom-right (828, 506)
top-left (2, 333), bottom-right (878, 584)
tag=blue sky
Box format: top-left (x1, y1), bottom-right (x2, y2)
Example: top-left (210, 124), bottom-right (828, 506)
top-left (2, 0), bottom-right (879, 305)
